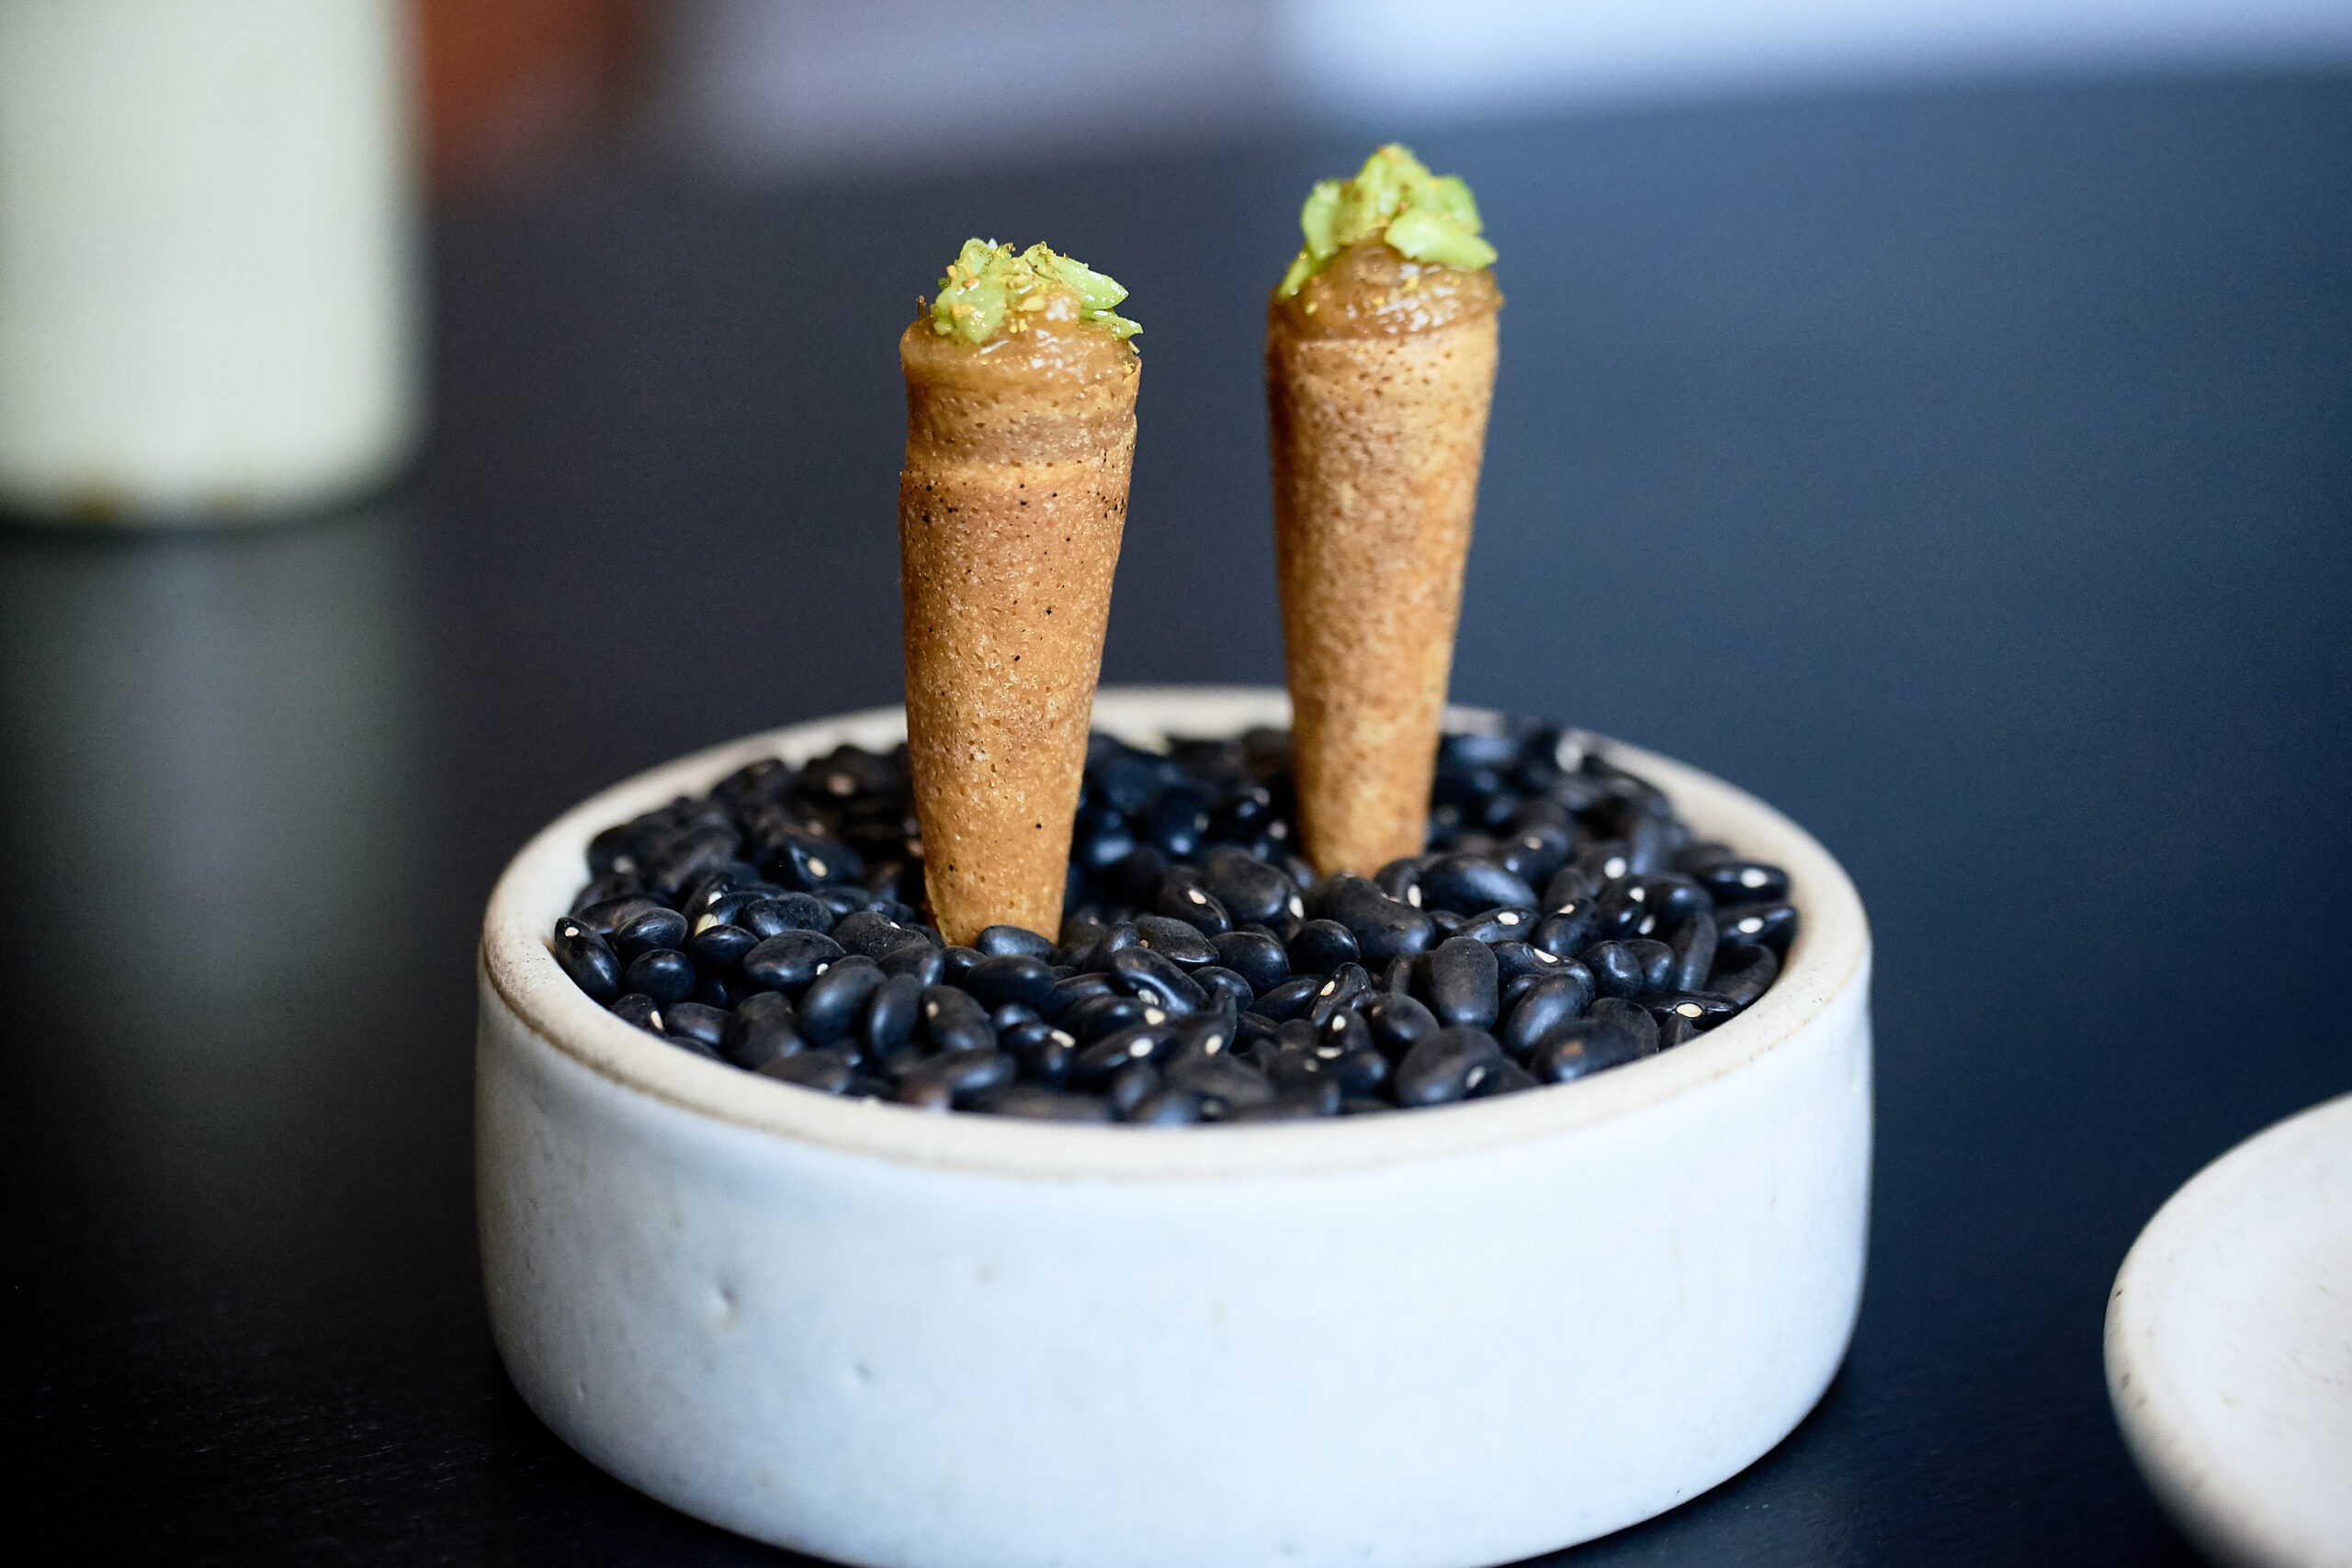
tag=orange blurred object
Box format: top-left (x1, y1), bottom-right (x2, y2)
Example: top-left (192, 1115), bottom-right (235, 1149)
top-left (414, 0), bottom-right (646, 194)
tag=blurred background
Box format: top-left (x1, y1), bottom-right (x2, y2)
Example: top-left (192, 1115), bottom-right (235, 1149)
top-left (5, 2), bottom-right (2348, 1563)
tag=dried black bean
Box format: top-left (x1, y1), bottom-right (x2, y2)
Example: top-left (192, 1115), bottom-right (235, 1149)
top-left (680, 863), bottom-right (762, 919)
top-left (1469, 1057), bottom-right (1540, 1098)
top-left (1001, 1020), bottom-right (1077, 1087)
top-left (1108, 947), bottom-right (1208, 1015)
top-left (1639, 991), bottom-right (1739, 1033)
top-left (613, 907), bottom-right (690, 961)
top-left (663, 1001), bottom-right (729, 1049)
top-left (814, 886), bottom-right (878, 921)
top-left (575, 893), bottom-right (667, 939)
top-left (1265, 1045), bottom-right (1334, 1094)
top-left (1198, 845), bottom-right (1302, 926)
top-left (683, 920), bottom-right (754, 976)
top-left (1530, 1019), bottom-right (1646, 1083)
top-left (1132, 915), bottom-right (1218, 967)
top-left (1374, 854), bottom-right (1428, 904)
top-left (608, 993), bottom-right (662, 1032)
top-left (740, 930), bottom-right (845, 992)
top-left (1238, 976), bottom-right (1314, 1025)
top-left (1531, 901), bottom-right (1600, 963)
top-left (1498, 822), bottom-right (1573, 889)
top-left (1631, 938), bottom-right (1678, 991)
top-left (863, 972), bottom-right (924, 1055)
top-left (1105, 1062), bottom-right (1162, 1117)
top-left (1042, 972), bottom-right (1117, 1019)
top-left (897, 1049), bottom-right (1017, 1110)
top-left (624, 948), bottom-right (697, 1006)
top-left (646, 824), bottom-right (741, 898)
top-left (1394, 1027), bottom-right (1506, 1106)
top-left (961, 954), bottom-right (1061, 1012)
top-left (975, 923), bottom-right (1057, 960)
top-left (741, 893), bottom-right (834, 939)
top-left (1360, 992), bottom-right (1440, 1058)
top-left (1717, 901), bottom-right (1799, 953)
top-left (720, 991), bottom-right (801, 1069)
top-left (1684, 853), bottom-right (1790, 905)
top-left (1320, 876), bottom-right (1438, 964)
top-left (1163, 1053), bottom-right (1275, 1111)
top-left (1419, 853), bottom-right (1539, 915)
top-left (1125, 1088), bottom-right (1204, 1125)
top-left (1424, 935), bottom-right (1501, 1031)
top-left (1155, 870), bottom-right (1233, 937)
top-left (552, 921), bottom-right (622, 1002)
top-left (831, 908), bottom-right (922, 959)
top-left (1305, 963), bottom-right (1372, 1026)
top-left (1209, 931), bottom-right (1289, 993)
top-left (797, 962), bottom-right (884, 1045)
top-left (1191, 965), bottom-right (1255, 1015)
top-left (877, 941), bottom-right (946, 987)
top-left (1674, 907), bottom-right (1731, 991)
top-left (1230, 1010), bottom-right (1280, 1055)
top-left (1499, 971), bottom-right (1593, 1057)
top-left (1072, 1023), bottom-right (1178, 1088)
top-left (1711, 942), bottom-right (1780, 1006)
top-left (1331, 1045), bottom-right (1389, 1096)
top-left (1589, 996), bottom-right (1660, 1056)
top-left (759, 1048), bottom-right (857, 1093)
top-left (1288, 919), bottom-right (1361, 976)
top-left (921, 986), bottom-right (996, 1053)
top-left (1453, 907), bottom-right (1538, 945)
top-left (571, 873), bottom-right (643, 915)
top-left (1060, 993), bottom-right (1155, 1043)
top-left (1105, 845), bottom-right (1169, 906)
top-left (1487, 939), bottom-right (1571, 987)
top-left (1581, 941), bottom-right (1649, 999)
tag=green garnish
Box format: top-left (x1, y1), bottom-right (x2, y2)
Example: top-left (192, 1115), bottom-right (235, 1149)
top-left (928, 239), bottom-right (1139, 345)
top-left (1276, 144), bottom-right (1497, 298)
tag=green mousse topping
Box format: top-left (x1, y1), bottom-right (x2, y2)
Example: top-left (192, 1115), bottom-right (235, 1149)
top-left (1277, 144), bottom-right (1497, 298)
top-left (928, 239), bottom-right (1139, 346)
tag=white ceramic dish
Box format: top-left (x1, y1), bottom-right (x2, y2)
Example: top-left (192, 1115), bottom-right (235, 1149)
top-left (2107, 1092), bottom-right (2352, 1568)
top-left (478, 686), bottom-right (1873, 1568)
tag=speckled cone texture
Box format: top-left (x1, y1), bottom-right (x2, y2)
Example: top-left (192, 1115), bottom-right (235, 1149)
top-left (899, 322), bottom-right (1137, 946)
top-left (1269, 312), bottom-right (1498, 876)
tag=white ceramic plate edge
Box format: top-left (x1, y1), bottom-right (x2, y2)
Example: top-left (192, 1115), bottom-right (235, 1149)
top-left (2107, 1091), bottom-right (2352, 1568)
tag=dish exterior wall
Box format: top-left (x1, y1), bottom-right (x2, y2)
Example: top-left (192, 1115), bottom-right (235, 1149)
top-left (476, 689), bottom-right (1872, 1567)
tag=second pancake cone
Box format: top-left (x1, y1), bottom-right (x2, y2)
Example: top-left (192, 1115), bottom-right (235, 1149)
top-left (1270, 240), bottom-right (1500, 877)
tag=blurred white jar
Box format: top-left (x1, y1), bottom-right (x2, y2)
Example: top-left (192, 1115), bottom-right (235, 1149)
top-left (0, 0), bottom-right (419, 524)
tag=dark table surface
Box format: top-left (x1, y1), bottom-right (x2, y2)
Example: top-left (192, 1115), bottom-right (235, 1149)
top-left (6, 68), bottom-right (2348, 1565)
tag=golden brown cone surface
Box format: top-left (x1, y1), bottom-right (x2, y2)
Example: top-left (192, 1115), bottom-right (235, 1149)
top-left (1268, 242), bottom-right (1500, 877)
top-left (899, 305), bottom-right (1137, 945)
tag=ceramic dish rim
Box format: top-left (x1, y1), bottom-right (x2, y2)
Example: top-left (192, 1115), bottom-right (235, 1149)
top-left (480, 685), bottom-right (1870, 1180)
top-left (2105, 1089), bottom-right (2352, 1568)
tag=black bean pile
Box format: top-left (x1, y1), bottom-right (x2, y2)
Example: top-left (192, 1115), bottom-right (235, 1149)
top-left (548, 721), bottom-right (1795, 1123)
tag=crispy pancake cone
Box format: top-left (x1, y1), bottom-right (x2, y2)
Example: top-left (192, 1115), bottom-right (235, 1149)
top-left (899, 310), bottom-right (1137, 945)
top-left (1269, 242), bottom-right (1500, 876)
